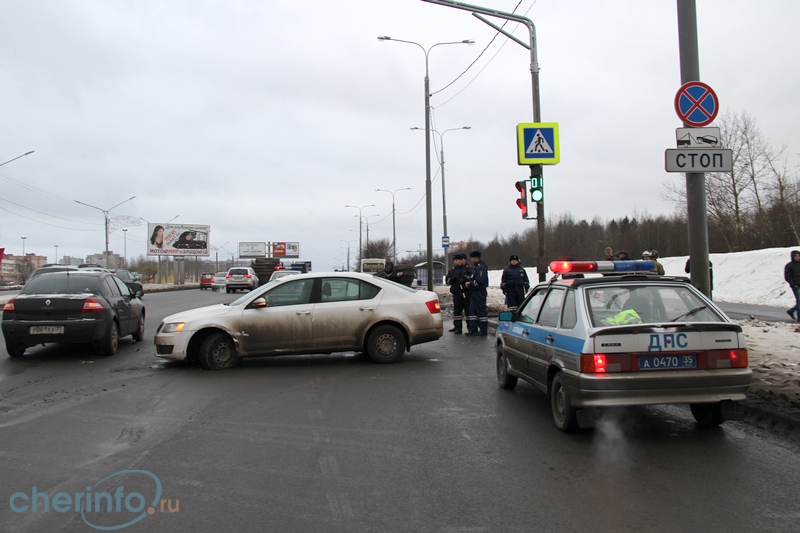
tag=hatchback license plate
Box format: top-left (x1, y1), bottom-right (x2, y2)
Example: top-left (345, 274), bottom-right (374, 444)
top-left (30, 326), bottom-right (64, 335)
top-left (639, 354), bottom-right (696, 370)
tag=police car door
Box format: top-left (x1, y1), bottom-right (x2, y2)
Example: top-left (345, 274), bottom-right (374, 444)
top-left (505, 288), bottom-right (546, 382)
top-left (528, 287), bottom-right (566, 386)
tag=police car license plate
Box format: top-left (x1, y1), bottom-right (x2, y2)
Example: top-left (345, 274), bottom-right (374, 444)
top-left (30, 326), bottom-right (64, 335)
top-left (638, 354), bottom-right (697, 370)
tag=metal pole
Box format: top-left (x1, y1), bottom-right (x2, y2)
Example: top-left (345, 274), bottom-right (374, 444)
top-left (424, 64), bottom-right (434, 290)
top-left (392, 197), bottom-right (396, 263)
top-left (677, 0), bottom-right (711, 298)
top-left (54, 244), bottom-right (58, 265)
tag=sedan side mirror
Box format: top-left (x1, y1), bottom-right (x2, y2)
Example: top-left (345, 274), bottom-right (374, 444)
top-left (252, 297), bottom-right (267, 309)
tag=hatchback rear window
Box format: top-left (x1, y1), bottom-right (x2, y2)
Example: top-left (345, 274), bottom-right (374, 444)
top-left (23, 274), bottom-right (102, 294)
top-left (229, 269), bottom-right (248, 275)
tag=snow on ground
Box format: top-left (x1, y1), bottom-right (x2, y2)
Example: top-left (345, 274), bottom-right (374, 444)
top-left (436, 247), bottom-right (800, 422)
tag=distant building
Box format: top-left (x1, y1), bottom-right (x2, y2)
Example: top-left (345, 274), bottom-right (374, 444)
top-left (1, 253), bottom-right (48, 283)
top-left (86, 252), bottom-right (123, 269)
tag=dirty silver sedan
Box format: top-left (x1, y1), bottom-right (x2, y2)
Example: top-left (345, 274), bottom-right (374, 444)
top-left (155, 272), bottom-right (443, 369)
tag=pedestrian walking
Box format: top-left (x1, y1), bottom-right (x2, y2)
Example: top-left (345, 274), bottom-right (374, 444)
top-left (444, 253), bottom-right (472, 334)
top-left (784, 250), bottom-right (800, 321)
top-left (501, 255), bottom-right (530, 311)
top-left (465, 250), bottom-right (489, 336)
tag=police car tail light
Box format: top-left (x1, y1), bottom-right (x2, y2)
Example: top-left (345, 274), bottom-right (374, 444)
top-left (581, 354), bottom-right (623, 373)
top-left (708, 349), bottom-right (748, 368)
top-left (425, 300), bottom-right (441, 314)
top-left (550, 260), bottom-right (655, 274)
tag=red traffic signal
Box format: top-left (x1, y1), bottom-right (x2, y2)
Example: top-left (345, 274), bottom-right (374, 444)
top-left (515, 180), bottom-right (529, 219)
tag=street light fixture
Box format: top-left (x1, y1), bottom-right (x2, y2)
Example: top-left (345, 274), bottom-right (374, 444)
top-left (0, 151), bottom-right (34, 168)
top-left (411, 125), bottom-right (470, 268)
top-left (75, 196), bottom-right (136, 268)
top-left (345, 204), bottom-right (376, 260)
top-left (378, 35), bottom-right (474, 290)
top-left (376, 187), bottom-right (412, 264)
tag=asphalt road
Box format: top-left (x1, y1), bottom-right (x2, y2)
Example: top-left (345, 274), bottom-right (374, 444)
top-left (2, 289), bottom-right (800, 532)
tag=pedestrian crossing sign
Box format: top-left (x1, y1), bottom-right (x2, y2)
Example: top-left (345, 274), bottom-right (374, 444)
top-left (517, 122), bottom-right (560, 165)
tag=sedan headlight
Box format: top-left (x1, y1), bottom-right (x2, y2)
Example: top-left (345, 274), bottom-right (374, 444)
top-left (160, 322), bottom-right (186, 334)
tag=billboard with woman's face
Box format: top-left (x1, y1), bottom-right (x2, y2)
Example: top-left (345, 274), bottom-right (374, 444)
top-left (147, 224), bottom-right (210, 256)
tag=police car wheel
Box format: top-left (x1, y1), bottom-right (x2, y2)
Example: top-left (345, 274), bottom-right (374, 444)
top-left (496, 350), bottom-right (518, 390)
top-left (199, 332), bottom-right (239, 370)
top-left (550, 372), bottom-right (579, 432)
top-left (690, 402), bottom-right (725, 427)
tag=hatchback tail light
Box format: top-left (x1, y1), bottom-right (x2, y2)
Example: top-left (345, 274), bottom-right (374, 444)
top-left (708, 348), bottom-right (748, 368)
top-left (2, 300), bottom-right (15, 314)
top-left (82, 298), bottom-right (105, 312)
top-left (425, 300), bottom-right (441, 314)
top-left (226, 274), bottom-right (232, 278)
top-left (244, 274), bottom-right (252, 278)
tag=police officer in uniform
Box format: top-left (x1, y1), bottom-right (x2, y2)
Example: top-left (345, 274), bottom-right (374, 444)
top-left (444, 253), bottom-right (472, 334)
top-left (465, 250), bottom-right (489, 336)
top-left (500, 254), bottom-right (530, 311)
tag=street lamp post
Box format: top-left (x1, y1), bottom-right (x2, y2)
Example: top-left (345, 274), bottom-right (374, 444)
top-left (378, 35), bottom-right (474, 290)
top-left (122, 229), bottom-right (127, 267)
top-left (340, 239), bottom-right (356, 271)
top-left (362, 214), bottom-right (381, 250)
top-left (75, 196), bottom-right (136, 268)
top-left (345, 204), bottom-right (376, 261)
top-left (21, 236), bottom-right (26, 256)
top-left (376, 187), bottom-right (412, 264)
top-left (412, 126), bottom-right (470, 268)
top-left (54, 244), bottom-right (59, 265)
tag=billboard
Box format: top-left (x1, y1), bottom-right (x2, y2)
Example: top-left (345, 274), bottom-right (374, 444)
top-left (147, 224), bottom-right (210, 256)
top-left (273, 242), bottom-right (299, 258)
top-left (239, 242), bottom-right (267, 258)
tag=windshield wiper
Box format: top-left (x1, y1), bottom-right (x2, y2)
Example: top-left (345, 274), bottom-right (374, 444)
top-left (670, 305), bottom-right (707, 322)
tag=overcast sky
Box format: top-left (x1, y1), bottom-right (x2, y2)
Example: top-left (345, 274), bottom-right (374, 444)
top-left (2, 0), bottom-right (798, 271)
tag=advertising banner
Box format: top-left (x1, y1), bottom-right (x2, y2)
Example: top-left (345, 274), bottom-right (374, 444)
top-left (272, 242), bottom-right (300, 258)
top-left (147, 224), bottom-right (210, 256)
top-left (239, 242), bottom-right (267, 258)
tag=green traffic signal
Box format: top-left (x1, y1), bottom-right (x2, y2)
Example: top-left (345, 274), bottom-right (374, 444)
top-left (530, 175), bottom-right (543, 204)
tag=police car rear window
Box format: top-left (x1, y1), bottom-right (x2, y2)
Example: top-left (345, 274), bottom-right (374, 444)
top-left (585, 285), bottom-right (724, 326)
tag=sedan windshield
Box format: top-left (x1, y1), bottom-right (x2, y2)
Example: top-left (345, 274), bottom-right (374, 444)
top-left (585, 284), bottom-right (724, 326)
top-left (23, 274), bottom-right (101, 295)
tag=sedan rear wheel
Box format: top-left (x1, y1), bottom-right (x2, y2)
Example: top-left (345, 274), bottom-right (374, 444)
top-left (366, 325), bottom-right (406, 364)
top-left (98, 321), bottom-right (119, 356)
top-left (690, 402), bottom-right (725, 427)
top-left (132, 315), bottom-right (145, 342)
top-left (550, 372), bottom-right (579, 432)
top-left (199, 332), bottom-right (239, 370)
top-left (5, 341), bottom-right (26, 358)
top-left (496, 349), bottom-right (518, 390)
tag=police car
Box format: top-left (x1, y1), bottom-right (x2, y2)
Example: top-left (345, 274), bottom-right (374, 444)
top-left (495, 260), bottom-right (751, 432)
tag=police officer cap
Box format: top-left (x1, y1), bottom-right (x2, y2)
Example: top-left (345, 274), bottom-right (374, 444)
top-left (641, 250), bottom-right (651, 257)
top-left (453, 253), bottom-right (464, 260)
top-left (469, 250), bottom-right (481, 258)
top-left (509, 254), bottom-right (519, 261)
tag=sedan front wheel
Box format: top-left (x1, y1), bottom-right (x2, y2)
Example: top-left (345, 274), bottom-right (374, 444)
top-left (199, 332), bottom-right (239, 370)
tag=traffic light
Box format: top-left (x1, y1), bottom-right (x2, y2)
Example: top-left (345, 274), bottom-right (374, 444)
top-left (515, 180), bottom-right (529, 219)
top-left (530, 175), bottom-right (544, 204)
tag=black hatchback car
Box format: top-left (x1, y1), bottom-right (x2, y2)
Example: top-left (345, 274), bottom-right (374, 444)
top-left (2, 271), bottom-right (145, 357)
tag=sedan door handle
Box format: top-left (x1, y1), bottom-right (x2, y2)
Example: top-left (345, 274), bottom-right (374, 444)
top-left (545, 335), bottom-right (555, 343)
top-left (296, 311), bottom-right (311, 315)
top-left (359, 306), bottom-right (375, 311)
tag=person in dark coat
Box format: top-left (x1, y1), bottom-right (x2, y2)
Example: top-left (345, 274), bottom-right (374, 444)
top-left (465, 250), bottom-right (489, 336)
top-left (444, 253), bottom-right (472, 334)
top-left (784, 250), bottom-right (800, 320)
top-left (501, 255), bottom-right (530, 311)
